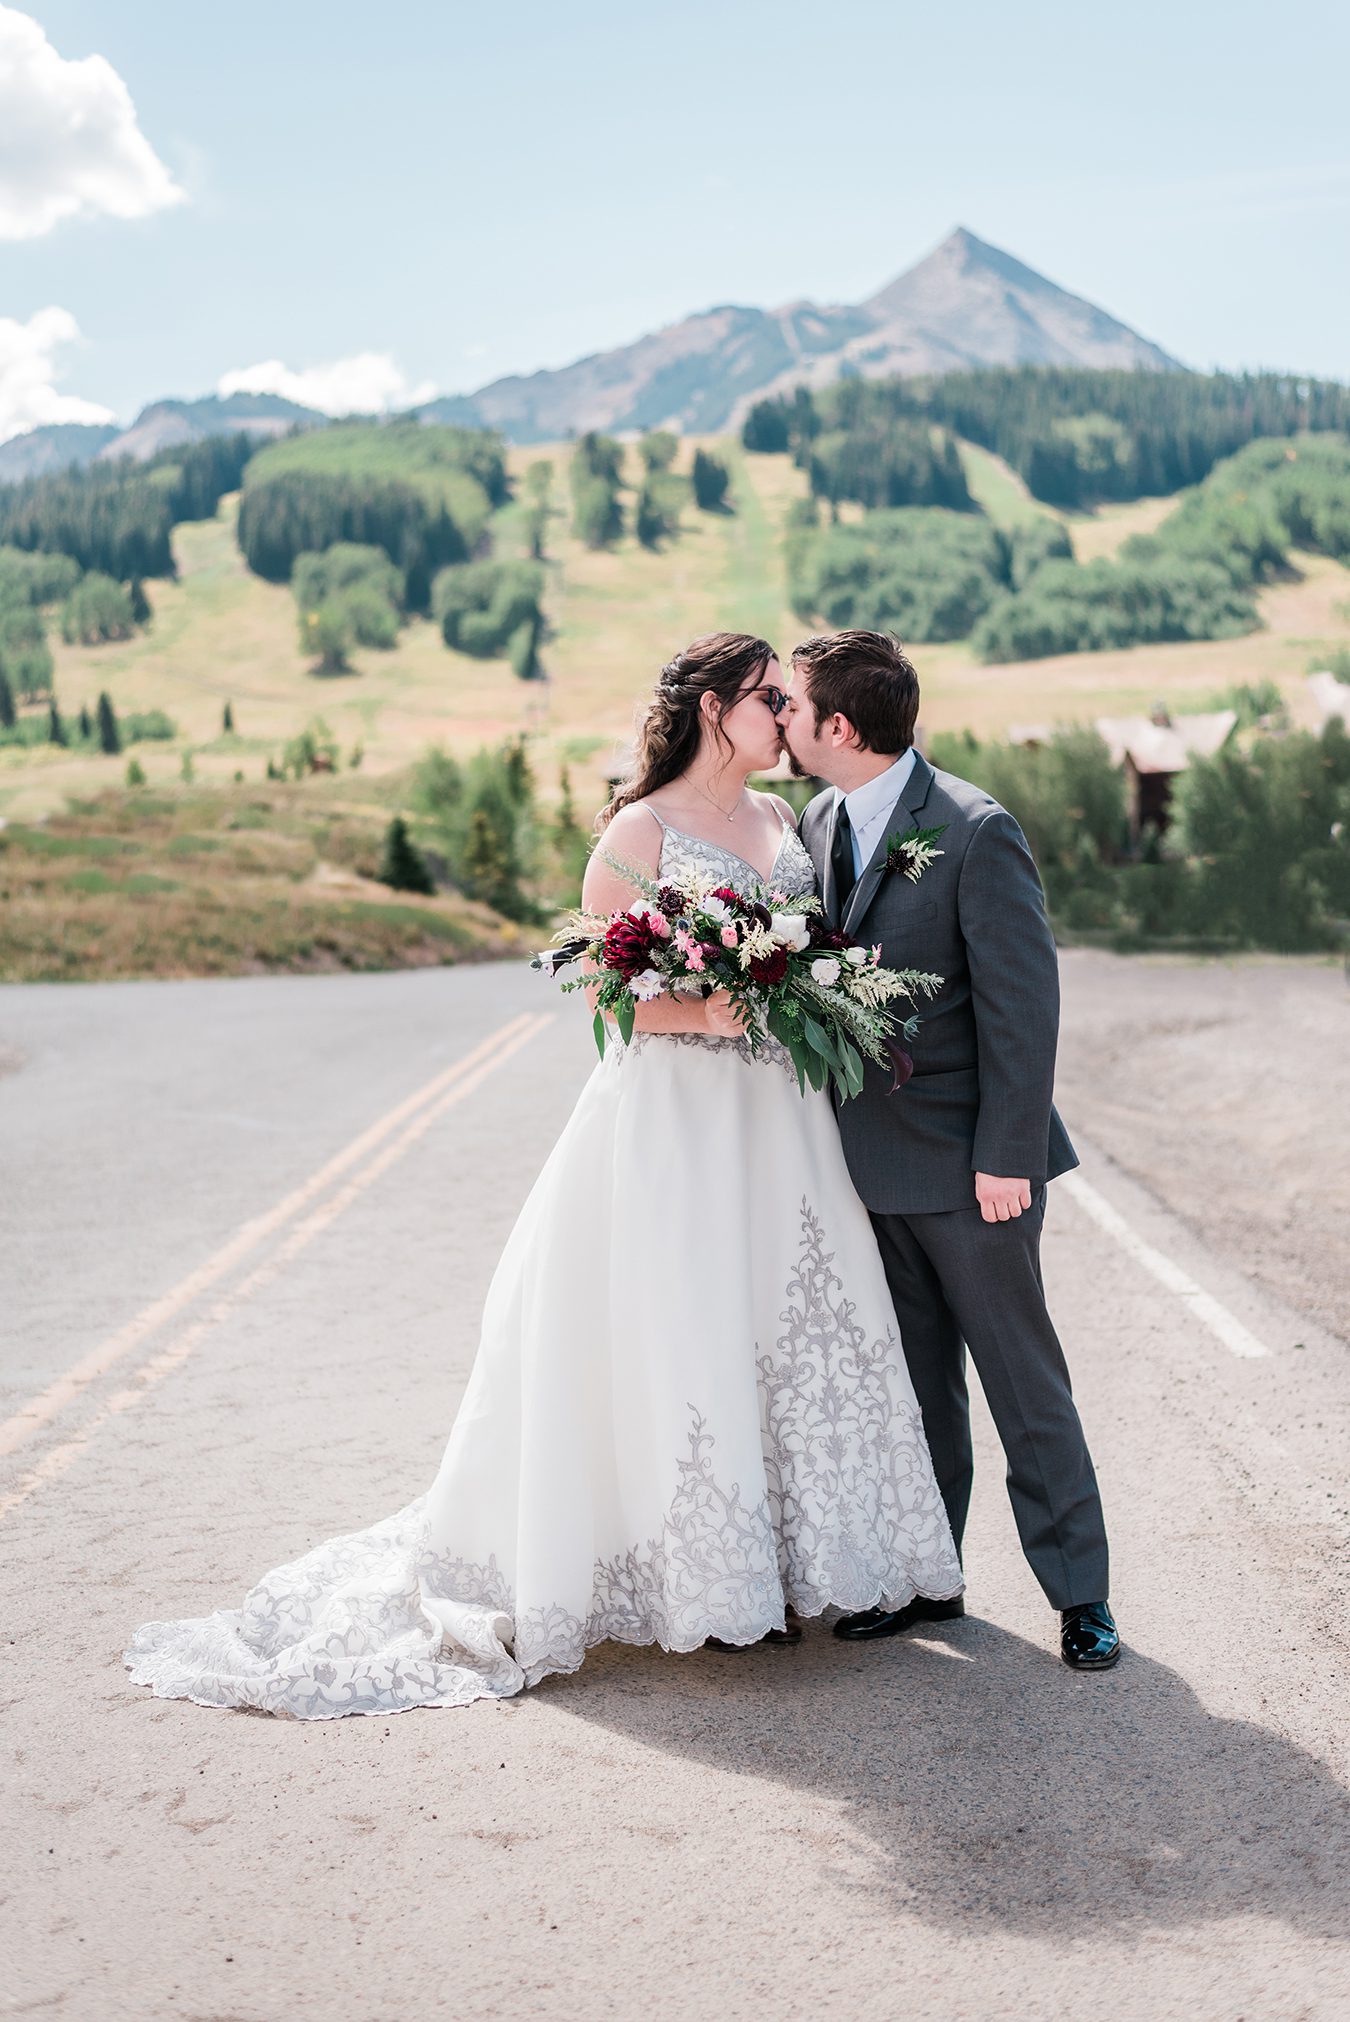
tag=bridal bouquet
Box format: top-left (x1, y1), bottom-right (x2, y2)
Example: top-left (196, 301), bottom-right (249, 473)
top-left (532, 862), bottom-right (941, 1102)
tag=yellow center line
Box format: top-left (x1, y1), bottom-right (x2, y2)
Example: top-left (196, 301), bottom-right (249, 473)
top-left (0, 1012), bottom-right (539, 1463)
top-left (0, 1012), bottom-right (554, 1524)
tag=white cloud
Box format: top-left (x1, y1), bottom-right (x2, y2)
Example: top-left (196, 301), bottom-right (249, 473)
top-left (217, 353), bottom-right (438, 416)
top-left (0, 7), bottom-right (185, 240)
top-left (0, 306), bottom-right (115, 444)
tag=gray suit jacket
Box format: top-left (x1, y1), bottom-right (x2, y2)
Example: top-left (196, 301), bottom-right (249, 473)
top-left (800, 753), bottom-right (1078, 1216)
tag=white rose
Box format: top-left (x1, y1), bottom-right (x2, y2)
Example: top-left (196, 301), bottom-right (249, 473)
top-left (627, 969), bottom-right (665, 1000)
top-left (844, 945), bottom-right (868, 968)
top-left (699, 895), bottom-right (733, 925)
top-left (769, 912), bottom-right (811, 951)
top-left (810, 957), bottom-right (842, 987)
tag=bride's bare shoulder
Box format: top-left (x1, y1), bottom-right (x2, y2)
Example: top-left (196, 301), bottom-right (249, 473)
top-left (751, 788), bottom-right (801, 831)
top-left (601, 798), bottom-right (666, 853)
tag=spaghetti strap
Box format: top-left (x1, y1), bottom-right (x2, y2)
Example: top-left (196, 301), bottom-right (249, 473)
top-left (644, 804), bottom-right (669, 836)
top-left (765, 792), bottom-right (797, 835)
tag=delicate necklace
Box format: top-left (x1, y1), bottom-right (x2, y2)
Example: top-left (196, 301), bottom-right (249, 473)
top-left (688, 776), bottom-right (746, 824)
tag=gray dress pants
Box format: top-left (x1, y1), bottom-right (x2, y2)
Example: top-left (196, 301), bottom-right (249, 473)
top-left (870, 1188), bottom-right (1110, 1611)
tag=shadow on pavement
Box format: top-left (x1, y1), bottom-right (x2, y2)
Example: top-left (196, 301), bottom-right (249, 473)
top-left (547, 1615), bottom-right (1350, 1941)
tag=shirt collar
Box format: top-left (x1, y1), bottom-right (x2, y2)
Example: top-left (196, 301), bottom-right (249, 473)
top-left (838, 747), bottom-right (917, 831)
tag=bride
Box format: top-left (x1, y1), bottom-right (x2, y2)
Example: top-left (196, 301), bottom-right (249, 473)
top-left (126, 631), bottom-right (962, 1719)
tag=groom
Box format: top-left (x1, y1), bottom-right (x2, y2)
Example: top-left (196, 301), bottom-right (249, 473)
top-left (781, 629), bottom-right (1119, 1671)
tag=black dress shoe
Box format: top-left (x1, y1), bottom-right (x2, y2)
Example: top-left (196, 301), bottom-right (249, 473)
top-left (832, 1594), bottom-right (966, 1641)
top-left (1060, 1601), bottom-right (1120, 1670)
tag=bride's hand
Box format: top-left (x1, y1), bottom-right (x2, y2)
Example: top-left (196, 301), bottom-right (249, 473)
top-left (704, 988), bottom-right (750, 1038)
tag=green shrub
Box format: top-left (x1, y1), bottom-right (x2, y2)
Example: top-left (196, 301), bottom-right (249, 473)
top-left (638, 431), bottom-right (678, 473)
top-left (0, 546), bottom-right (81, 605)
top-left (61, 572), bottom-right (137, 645)
top-left (299, 599), bottom-right (354, 674)
top-left (411, 736), bottom-right (540, 921)
top-left (635, 474), bottom-right (683, 549)
top-left (0, 601), bottom-right (53, 698)
top-left (972, 555), bottom-right (1258, 662)
top-left (282, 716), bottom-right (339, 779)
top-left (691, 449), bottom-right (730, 511)
top-left (292, 542), bottom-right (404, 649)
top-left (1312, 646), bottom-right (1350, 683)
top-left (508, 614), bottom-right (543, 680)
top-left (433, 559), bottom-right (544, 661)
top-left (570, 433), bottom-right (625, 548)
top-left (790, 509), bottom-right (1009, 642)
top-left (1175, 720), bottom-right (1350, 950)
top-left (927, 720), bottom-right (1350, 951)
top-left (122, 708), bottom-right (176, 743)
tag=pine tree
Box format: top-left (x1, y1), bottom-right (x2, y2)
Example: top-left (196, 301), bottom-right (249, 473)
top-left (48, 698), bottom-right (66, 745)
top-left (96, 690), bottom-right (121, 755)
top-left (502, 735), bottom-right (533, 804)
top-left (462, 805), bottom-right (512, 910)
top-left (692, 449), bottom-right (731, 511)
top-left (223, 700), bottom-right (235, 734)
top-left (553, 763), bottom-right (590, 893)
top-left (379, 815), bottom-right (435, 894)
top-left (78, 703), bottom-right (93, 740)
top-left (0, 666), bottom-right (14, 730)
top-left (129, 577), bottom-right (152, 626)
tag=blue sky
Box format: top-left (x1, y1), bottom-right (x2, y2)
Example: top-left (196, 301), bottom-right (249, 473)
top-left (3, 0), bottom-right (1349, 437)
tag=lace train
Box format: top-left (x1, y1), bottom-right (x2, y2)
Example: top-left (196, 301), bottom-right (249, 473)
top-left (126, 816), bottom-right (962, 1719)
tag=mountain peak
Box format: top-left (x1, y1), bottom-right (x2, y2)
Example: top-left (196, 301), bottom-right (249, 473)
top-left (858, 227), bottom-right (1180, 377)
top-left (0, 232), bottom-right (1182, 475)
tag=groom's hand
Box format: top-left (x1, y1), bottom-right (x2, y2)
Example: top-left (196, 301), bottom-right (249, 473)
top-left (975, 1174), bottom-right (1033, 1223)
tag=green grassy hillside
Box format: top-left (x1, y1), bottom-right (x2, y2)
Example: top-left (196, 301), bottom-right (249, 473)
top-left (6, 430), bottom-right (1349, 841)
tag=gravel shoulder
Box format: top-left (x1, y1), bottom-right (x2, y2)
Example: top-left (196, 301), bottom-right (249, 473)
top-left (1056, 950), bottom-right (1350, 1341)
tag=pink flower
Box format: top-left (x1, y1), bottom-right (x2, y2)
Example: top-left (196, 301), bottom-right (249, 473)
top-left (630, 902), bottom-right (672, 938)
top-left (686, 944), bottom-right (706, 972)
top-left (768, 888), bottom-right (788, 906)
top-left (720, 925), bottom-right (739, 948)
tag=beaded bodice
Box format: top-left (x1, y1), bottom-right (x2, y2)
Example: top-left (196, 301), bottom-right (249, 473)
top-left (652, 817), bottom-right (817, 902)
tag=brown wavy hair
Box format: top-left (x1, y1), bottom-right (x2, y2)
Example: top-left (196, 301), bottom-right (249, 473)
top-left (597, 630), bottom-right (776, 831)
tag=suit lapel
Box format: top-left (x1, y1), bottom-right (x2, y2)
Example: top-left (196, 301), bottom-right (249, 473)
top-left (842, 753), bottom-right (935, 938)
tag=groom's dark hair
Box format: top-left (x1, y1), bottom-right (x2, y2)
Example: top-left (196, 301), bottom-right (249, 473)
top-left (792, 630), bottom-right (919, 754)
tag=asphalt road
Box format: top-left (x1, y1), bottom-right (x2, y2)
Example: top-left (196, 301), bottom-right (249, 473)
top-left (2, 963), bottom-right (1348, 2022)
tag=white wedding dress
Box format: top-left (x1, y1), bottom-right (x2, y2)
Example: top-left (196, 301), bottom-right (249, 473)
top-left (125, 818), bottom-right (962, 1719)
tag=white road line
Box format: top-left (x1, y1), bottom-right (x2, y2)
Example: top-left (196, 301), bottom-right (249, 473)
top-left (1059, 1169), bottom-right (1272, 1361)
top-left (0, 1013), bottom-right (554, 1524)
top-left (0, 1012), bottom-right (537, 1461)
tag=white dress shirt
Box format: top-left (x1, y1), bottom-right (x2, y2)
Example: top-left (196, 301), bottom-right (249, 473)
top-left (837, 747), bottom-right (918, 878)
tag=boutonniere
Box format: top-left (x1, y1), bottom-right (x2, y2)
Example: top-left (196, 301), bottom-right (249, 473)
top-left (883, 821), bottom-right (948, 883)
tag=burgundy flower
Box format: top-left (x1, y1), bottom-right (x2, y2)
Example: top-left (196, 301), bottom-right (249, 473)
top-left (709, 884), bottom-right (749, 914)
top-left (749, 900), bottom-right (773, 930)
top-left (602, 912), bottom-right (657, 980)
top-left (748, 947), bottom-right (789, 986)
top-left (698, 942), bottom-right (722, 968)
top-left (656, 884), bottom-right (686, 917)
top-left (807, 917), bottom-right (848, 950)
